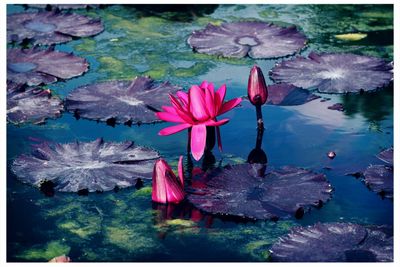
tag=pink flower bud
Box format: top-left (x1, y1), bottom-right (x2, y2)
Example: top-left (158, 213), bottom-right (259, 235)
top-left (152, 156), bottom-right (185, 204)
top-left (248, 65), bottom-right (268, 105)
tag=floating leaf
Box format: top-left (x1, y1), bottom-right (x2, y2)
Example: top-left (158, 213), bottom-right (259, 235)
top-left (270, 223), bottom-right (393, 262)
top-left (11, 138), bottom-right (160, 192)
top-left (7, 82), bottom-right (63, 125)
top-left (188, 164), bottom-right (332, 220)
top-left (188, 21), bottom-right (307, 59)
top-left (29, 4), bottom-right (100, 10)
top-left (7, 47), bottom-right (89, 86)
top-left (376, 147), bottom-right (393, 165)
top-left (266, 83), bottom-right (320, 106)
top-left (363, 165), bottom-right (393, 199)
top-left (7, 10), bottom-right (103, 45)
top-left (270, 52), bottom-right (393, 93)
top-left (65, 76), bottom-right (181, 126)
top-left (334, 33), bottom-right (367, 41)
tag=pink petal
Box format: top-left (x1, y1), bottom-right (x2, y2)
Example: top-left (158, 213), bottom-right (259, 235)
top-left (156, 112), bottom-right (185, 123)
top-left (191, 124), bottom-right (207, 161)
top-left (214, 84), bottom-right (226, 111)
top-left (216, 126), bottom-right (222, 151)
top-left (218, 97), bottom-right (242, 115)
top-left (162, 106), bottom-right (178, 114)
top-left (205, 84), bottom-right (215, 117)
top-left (169, 94), bottom-right (185, 112)
top-left (189, 85), bottom-right (209, 121)
top-left (178, 155), bottom-right (184, 187)
top-left (200, 80), bottom-right (209, 89)
top-left (159, 123), bottom-right (191, 136)
top-left (204, 118), bottom-right (229, 127)
top-left (165, 171), bottom-right (185, 203)
top-left (176, 91), bottom-right (189, 108)
top-left (152, 159), bottom-right (168, 203)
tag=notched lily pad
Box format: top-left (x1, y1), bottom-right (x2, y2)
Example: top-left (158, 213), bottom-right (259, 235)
top-left (376, 147), bottom-right (393, 165)
top-left (7, 47), bottom-right (89, 86)
top-left (266, 83), bottom-right (320, 106)
top-left (188, 21), bottom-right (307, 59)
top-left (270, 223), bottom-right (393, 262)
top-left (188, 164), bottom-right (332, 220)
top-left (270, 52), bottom-right (393, 93)
top-left (11, 138), bottom-right (160, 192)
top-left (65, 76), bottom-right (181, 125)
top-left (7, 82), bottom-right (63, 125)
top-left (7, 10), bottom-right (104, 45)
top-left (363, 165), bottom-right (393, 199)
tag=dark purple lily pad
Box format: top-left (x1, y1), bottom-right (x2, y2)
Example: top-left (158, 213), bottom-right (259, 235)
top-left (28, 4), bottom-right (100, 10)
top-left (7, 47), bottom-right (89, 86)
top-left (65, 76), bottom-right (181, 126)
top-left (187, 164), bottom-right (332, 220)
top-left (188, 21), bottom-right (307, 59)
top-left (266, 83), bottom-right (320, 106)
top-left (270, 52), bottom-right (393, 93)
top-left (376, 147), bottom-right (393, 165)
top-left (11, 138), bottom-right (160, 192)
top-left (7, 11), bottom-right (103, 45)
top-left (363, 165), bottom-right (393, 199)
top-left (7, 82), bottom-right (63, 125)
top-left (270, 223), bottom-right (393, 262)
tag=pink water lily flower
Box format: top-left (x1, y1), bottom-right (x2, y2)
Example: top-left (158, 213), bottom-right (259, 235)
top-left (156, 81), bottom-right (242, 160)
top-left (152, 156), bottom-right (185, 204)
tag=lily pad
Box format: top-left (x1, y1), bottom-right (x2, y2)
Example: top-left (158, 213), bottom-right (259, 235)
top-left (28, 4), bottom-right (100, 10)
top-left (363, 165), bottom-right (393, 199)
top-left (7, 82), bottom-right (63, 125)
top-left (188, 21), bottom-right (307, 59)
top-left (7, 10), bottom-right (104, 45)
top-left (7, 47), bottom-right (89, 86)
top-left (270, 223), bottom-right (393, 262)
top-left (376, 147), bottom-right (393, 165)
top-left (65, 76), bottom-right (181, 126)
top-left (11, 138), bottom-right (160, 192)
top-left (270, 52), bottom-right (393, 93)
top-left (188, 164), bottom-right (332, 220)
top-left (266, 83), bottom-right (320, 106)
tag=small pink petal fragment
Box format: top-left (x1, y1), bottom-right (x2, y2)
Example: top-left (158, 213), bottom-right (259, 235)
top-left (49, 255), bottom-right (71, 263)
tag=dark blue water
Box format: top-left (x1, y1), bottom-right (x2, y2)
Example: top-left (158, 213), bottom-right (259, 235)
top-left (7, 4), bottom-right (393, 262)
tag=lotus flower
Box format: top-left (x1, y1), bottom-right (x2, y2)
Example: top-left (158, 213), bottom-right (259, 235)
top-left (156, 81), bottom-right (242, 160)
top-left (152, 156), bottom-right (185, 204)
top-left (248, 65), bottom-right (268, 105)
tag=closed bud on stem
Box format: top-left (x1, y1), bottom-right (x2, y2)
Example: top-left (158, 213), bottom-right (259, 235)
top-left (248, 65), bottom-right (268, 106)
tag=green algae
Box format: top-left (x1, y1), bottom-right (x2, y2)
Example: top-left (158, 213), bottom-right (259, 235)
top-left (17, 241), bottom-right (70, 261)
top-left (97, 56), bottom-right (137, 80)
top-left (133, 186), bottom-right (152, 197)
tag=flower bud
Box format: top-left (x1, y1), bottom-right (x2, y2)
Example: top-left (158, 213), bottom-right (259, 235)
top-left (248, 65), bottom-right (268, 105)
top-left (152, 156), bottom-right (185, 204)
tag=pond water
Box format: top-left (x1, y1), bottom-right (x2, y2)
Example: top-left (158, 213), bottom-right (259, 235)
top-left (7, 4), bottom-right (393, 262)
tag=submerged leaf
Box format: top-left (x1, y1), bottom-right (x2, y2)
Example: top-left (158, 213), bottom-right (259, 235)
top-left (65, 76), bottom-right (181, 125)
top-left (7, 47), bottom-right (89, 86)
top-left (7, 10), bottom-right (103, 45)
top-left (188, 21), bottom-right (307, 59)
top-left (7, 82), bottom-right (63, 125)
top-left (266, 83), bottom-right (320, 106)
top-left (11, 138), bottom-right (160, 192)
top-left (188, 164), bottom-right (332, 220)
top-left (270, 52), bottom-right (393, 93)
top-left (270, 223), bottom-right (393, 262)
